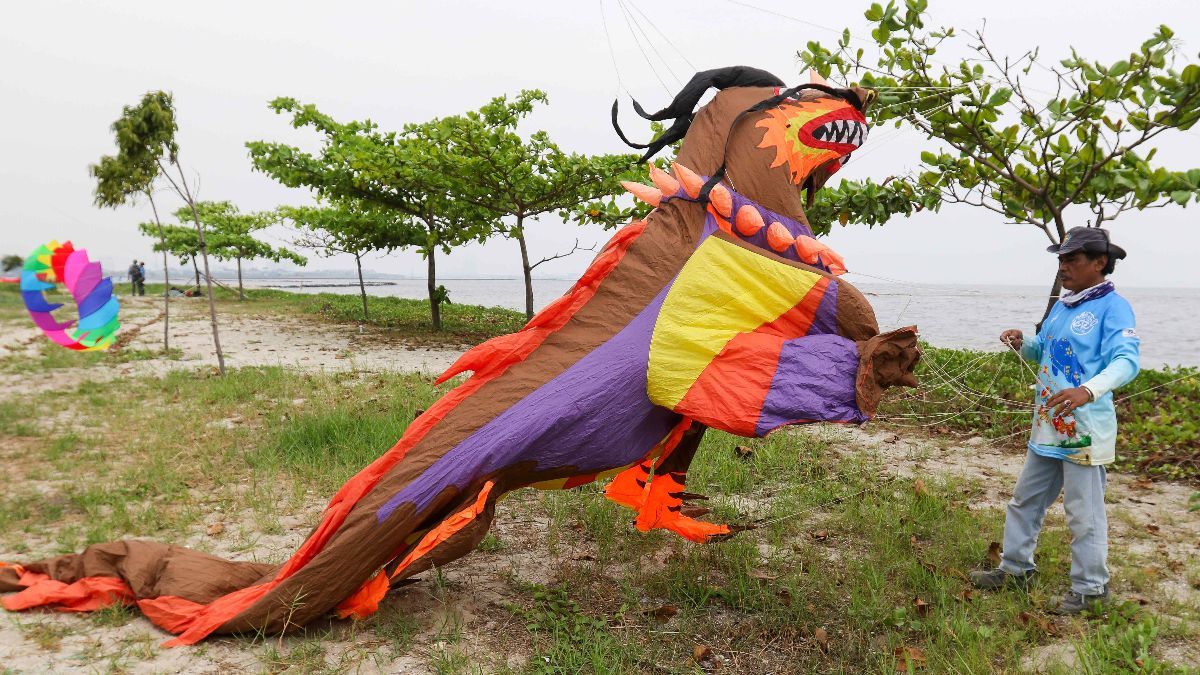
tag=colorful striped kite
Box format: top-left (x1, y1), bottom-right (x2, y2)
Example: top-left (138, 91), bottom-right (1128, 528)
top-left (18, 241), bottom-right (120, 351)
top-left (1, 68), bottom-right (919, 644)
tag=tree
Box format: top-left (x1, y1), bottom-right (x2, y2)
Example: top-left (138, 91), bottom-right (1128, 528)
top-left (1, 255), bottom-right (22, 273)
top-left (800, 1), bottom-right (1200, 322)
top-left (91, 103), bottom-right (174, 352)
top-left (138, 222), bottom-right (202, 287)
top-left (276, 200), bottom-right (408, 321)
top-left (93, 92), bottom-right (228, 373)
top-left (247, 99), bottom-right (497, 330)
top-left (181, 201), bottom-right (307, 300)
top-left (436, 91), bottom-right (637, 318)
top-left (568, 120), bottom-right (685, 230)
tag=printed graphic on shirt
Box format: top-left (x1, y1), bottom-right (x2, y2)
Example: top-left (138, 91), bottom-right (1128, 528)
top-left (1047, 338), bottom-right (1083, 386)
top-left (1070, 311), bottom-right (1098, 335)
top-left (1031, 337), bottom-right (1093, 452)
top-left (1122, 328), bottom-right (1138, 338)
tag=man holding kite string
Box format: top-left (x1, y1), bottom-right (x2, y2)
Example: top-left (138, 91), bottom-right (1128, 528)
top-left (970, 226), bottom-right (1140, 615)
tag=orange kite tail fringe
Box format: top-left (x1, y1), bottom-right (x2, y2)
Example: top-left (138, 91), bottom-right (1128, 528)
top-left (1, 564), bottom-right (134, 613)
top-left (0, 219), bottom-right (649, 647)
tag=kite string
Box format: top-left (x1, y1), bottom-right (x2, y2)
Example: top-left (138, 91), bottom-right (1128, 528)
top-left (874, 348), bottom-right (1035, 429)
top-left (599, 0), bottom-right (626, 96)
top-left (879, 354), bottom-right (1024, 428)
top-left (623, 0), bottom-right (697, 71)
top-left (616, 0), bottom-right (683, 87)
top-left (1116, 372), bottom-right (1198, 403)
top-left (917, 347), bottom-right (1035, 408)
top-left (613, 0), bottom-right (673, 95)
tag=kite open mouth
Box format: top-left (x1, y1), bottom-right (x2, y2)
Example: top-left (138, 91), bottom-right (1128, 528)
top-left (812, 119), bottom-right (867, 146)
top-left (806, 117), bottom-right (864, 147)
top-left (802, 109), bottom-right (869, 150)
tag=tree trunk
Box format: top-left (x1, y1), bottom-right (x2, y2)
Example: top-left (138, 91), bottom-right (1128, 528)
top-left (148, 192), bottom-right (170, 353)
top-left (515, 220), bottom-right (534, 320)
top-left (427, 248), bottom-right (441, 331)
top-left (236, 256), bottom-right (244, 301)
top-left (192, 256), bottom-right (200, 287)
top-left (355, 252), bottom-right (369, 321)
top-left (1036, 213), bottom-right (1067, 332)
top-left (1035, 272), bottom-right (1063, 333)
top-left (169, 160), bottom-right (226, 375)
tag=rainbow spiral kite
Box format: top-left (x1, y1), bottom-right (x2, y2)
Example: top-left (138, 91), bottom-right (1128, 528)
top-left (20, 241), bottom-right (120, 351)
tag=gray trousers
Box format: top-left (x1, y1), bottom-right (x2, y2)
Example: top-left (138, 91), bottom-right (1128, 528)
top-left (1000, 449), bottom-right (1109, 596)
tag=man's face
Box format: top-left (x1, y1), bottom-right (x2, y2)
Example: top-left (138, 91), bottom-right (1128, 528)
top-left (1058, 251), bottom-right (1107, 291)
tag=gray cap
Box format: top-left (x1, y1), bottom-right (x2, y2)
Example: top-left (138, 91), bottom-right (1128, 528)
top-left (1047, 226), bottom-right (1126, 260)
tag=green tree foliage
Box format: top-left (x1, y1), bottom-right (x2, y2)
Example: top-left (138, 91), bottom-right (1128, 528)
top-left (435, 90), bottom-right (638, 318)
top-left (247, 100), bottom-right (496, 331)
top-left (799, 0), bottom-right (1200, 319)
top-left (804, 175), bottom-right (942, 236)
top-left (91, 92), bottom-right (177, 352)
top-left (276, 200), bottom-right (407, 321)
top-left (2, 255), bottom-right (23, 273)
top-left (568, 121), bottom-right (679, 230)
top-left (92, 91), bottom-right (228, 372)
top-left (179, 201), bottom-right (307, 300)
top-left (136, 222), bottom-right (202, 286)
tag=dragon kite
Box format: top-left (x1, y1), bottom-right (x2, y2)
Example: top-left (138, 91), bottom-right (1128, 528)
top-left (1, 67), bottom-right (919, 643)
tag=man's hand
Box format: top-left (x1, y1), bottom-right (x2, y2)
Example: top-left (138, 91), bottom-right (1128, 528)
top-left (1000, 329), bottom-right (1024, 351)
top-left (1045, 387), bottom-right (1091, 416)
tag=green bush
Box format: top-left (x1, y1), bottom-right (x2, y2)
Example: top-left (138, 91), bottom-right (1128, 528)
top-left (878, 345), bottom-right (1200, 480)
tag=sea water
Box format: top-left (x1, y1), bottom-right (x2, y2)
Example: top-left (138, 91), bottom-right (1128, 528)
top-left (241, 278), bottom-right (1199, 369)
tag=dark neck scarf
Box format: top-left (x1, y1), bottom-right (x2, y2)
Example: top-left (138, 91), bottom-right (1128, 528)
top-left (1059, 280), bottom-right (1114, 307)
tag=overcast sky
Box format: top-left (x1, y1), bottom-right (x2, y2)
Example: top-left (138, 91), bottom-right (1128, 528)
top-left (2, 0), bottom-right (1198, 288)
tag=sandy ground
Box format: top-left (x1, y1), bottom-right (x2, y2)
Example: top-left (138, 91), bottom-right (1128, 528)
top-left (0, 300), bottom-right (1196, 673)
top-left (0, 297), bottom-right (462, 396)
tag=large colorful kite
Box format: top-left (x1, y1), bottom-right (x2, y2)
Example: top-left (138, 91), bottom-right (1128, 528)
top-left (0, 67), bottom-right (919, 643)
top-left (17, 240), bottom-right (120, 351)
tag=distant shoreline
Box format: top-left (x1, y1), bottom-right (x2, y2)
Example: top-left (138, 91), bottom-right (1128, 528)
top-left (136, 276), bottom-right (1200, 290)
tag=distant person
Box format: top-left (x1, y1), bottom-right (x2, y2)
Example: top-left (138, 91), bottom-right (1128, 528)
top-left (970, 227), bottom-right (1139, 615)
top-left (127, 260), bottom-right (142, 296)
top-left (138, 261), bottom-right (147, 296)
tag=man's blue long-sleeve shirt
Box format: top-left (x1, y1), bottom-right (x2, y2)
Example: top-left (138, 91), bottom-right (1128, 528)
top-left (1020, 288), bottom-right (1140, 465)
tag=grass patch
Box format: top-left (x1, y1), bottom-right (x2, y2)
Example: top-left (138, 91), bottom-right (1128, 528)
top-left (505, 425), bottom-right (1197, 673)
top-left (0, 398), bottom-right (41, 436)
top-left (90, 601), bottom-right (137, 628)
top-left (0, 281), bottom-right (27, 322)
top-left (507, 584), bottom-right (644, 673)
top-left (0, 357), bottom-right (1195, 672)
top-left (877, 344), bottom-right (1200, 480)
top-left (251, 372), bottom-right (445, 491)
top-left (1061, 601), bottom-right (1192, 674)
top-left (210, 285), bottom-right (526, 345)
top-left (0, 341), bottom-right (181, 374)
top-left (17, 620), bottom-right (73, 651)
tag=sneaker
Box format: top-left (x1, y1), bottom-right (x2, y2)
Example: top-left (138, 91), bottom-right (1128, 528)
top-left (1047, 588), bottom-right (1108, 615)
top-left (969, 567), bottom-right (1036, 591)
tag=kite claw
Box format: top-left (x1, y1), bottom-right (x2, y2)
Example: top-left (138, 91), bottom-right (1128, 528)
top-left (603, 461), bottom-right (652, 510)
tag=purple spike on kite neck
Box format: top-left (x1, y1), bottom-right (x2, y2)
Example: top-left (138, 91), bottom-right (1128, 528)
top-left (658, 178), bottom-right (817, 241)
top-left (658, 177), bottom-right (832, 273)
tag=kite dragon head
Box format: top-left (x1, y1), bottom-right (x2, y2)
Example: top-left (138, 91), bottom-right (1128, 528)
top-left (751, 77), bottom-right (873, 204)
top-left (613, 66), bottom-right (876, 225)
